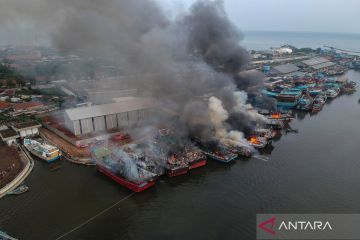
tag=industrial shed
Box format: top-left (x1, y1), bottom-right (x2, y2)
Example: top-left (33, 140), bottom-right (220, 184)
top-left (301, 57), bottom-right (330, 66)
top-left (64, 98), bottom-right (156, 136)
top-left (272, 63), bottom-right (299, 75)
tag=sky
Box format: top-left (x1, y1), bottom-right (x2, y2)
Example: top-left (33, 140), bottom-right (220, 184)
top-left (159, 0), bottom-right (360, 34)
top-left (0, 0), bottom-right (359, 46)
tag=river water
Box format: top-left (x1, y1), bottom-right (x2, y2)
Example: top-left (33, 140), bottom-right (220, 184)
top-left (1, 71), bottom-right (360, 240)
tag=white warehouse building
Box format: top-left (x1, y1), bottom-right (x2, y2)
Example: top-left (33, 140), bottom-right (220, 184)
top-left (64, 98), bottom-right (156, 136)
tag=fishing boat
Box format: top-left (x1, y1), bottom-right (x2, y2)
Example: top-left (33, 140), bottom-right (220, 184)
top-left (308, 88), bottom-right (323, 97)
top-left (267, 112), bottom-right (294, 121)
top-left (203, 148), bottom-right (237, 163)
top-left (247, 136), bottom-right (269, 149)
top-left (254, 128), bottom-right (277, 140)
top-left (341, 81), bottom-right (357, 93)
top-left (166, 154), bottom-right (189, 177)
top-left (225, 144), bottom-right (254, 158)
top-left (0, 231), bottom-right (18, 240)
top-left (7, 185), bottom-right (29, 196)
top-left (266, 119), bottom-right (284, 130)
top-left (326, 88), bottom-right (340, 98)
top-left (23, 138), bottom-right (61, 163)
top-left (276, 89), bottom-right (302, 109)
top-left (182, 145), bottom-right (207, 170)
top-left (296, 95), bottom-right (313, 111)
top-left (94, 147), bottom-right (157, 192)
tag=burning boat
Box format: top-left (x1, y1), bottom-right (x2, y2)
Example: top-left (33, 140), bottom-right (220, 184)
top-left (254, 128), bottom-right (277, 140)
top-left (266, 119), bottom-right (284, 130)
top-left (93, 146), bottom-right (158, 192)
top-left (224, 144), bottom-right (254, 158)
top-left (182, 145), bottom-right (207, 170)
top-left (23, 138), bottom-right (61, 163)
top-left (166, 154), bottom-right (189, 177)
top-left (202, 146), bottom-right (237, 163)
top-left (267, 112), bottom-right (294, 121)
top-left (247, 136), bottom-right (269, 149)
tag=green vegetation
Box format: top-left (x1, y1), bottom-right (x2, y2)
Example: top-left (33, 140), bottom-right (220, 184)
top-left (0, 63), bottom-right (25, 86)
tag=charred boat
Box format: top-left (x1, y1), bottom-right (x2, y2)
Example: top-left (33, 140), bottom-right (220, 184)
top-left (247, 136), bottom-right (269, 149)
top-left (202, 148), bottom-right (237, 163)
top-left (94, 147), bottom-right (157, 192)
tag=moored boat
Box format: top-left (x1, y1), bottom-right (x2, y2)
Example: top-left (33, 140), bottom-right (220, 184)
top-left (326, 88), bottom-right (340, 98)
top-left (97, 164), bottom-right (156, 192)
top-left (166, 154), bottom-right (189, 177)
top-left (247, 136), bottom-right (269, 149)
top-left (23, 138), bottom-right (61, 163)
top-left (276, 89), bottom-right (302, 109)
top-left (203, 148), bottom-right (237, 163)
top-left (93, 146), bottom-right (158, 192)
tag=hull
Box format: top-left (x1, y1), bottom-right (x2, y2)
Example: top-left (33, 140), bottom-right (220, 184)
top-left (97, 165), bottom-right (156, 192)
top-left (167, 166), bottom-right (189, 177)
top-left (277, 102), bottom-right (298, 109)
top-left (25, 146), bottom-right (61, 163)
top-left (204, 152), bottom-right (237, 163)
top-left (188, 159), bottom-right (207, 170)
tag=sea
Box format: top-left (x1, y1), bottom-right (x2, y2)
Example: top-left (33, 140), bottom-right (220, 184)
top-left (241, 31), bottom-right (360, 52)
top-left (1, 32), bottom-right (360, 240)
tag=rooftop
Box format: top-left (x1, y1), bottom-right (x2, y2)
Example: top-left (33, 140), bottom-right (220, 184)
top-left (301, 57), bottom-right (329, 66)
top-left (273, 64), bottom-right (299, 74)
top-left (0, 101), bottom-right (12, 110)
top-left (12, 121), bottom-right (42, 130)
top-left (65, 98), bottom-right (157, 121)
top-left (311, 62), bottom-right (336, 70)
top-left (14, 102), bottom-right (44, 111)
top-left (0, 128), bottom-right (18, 139)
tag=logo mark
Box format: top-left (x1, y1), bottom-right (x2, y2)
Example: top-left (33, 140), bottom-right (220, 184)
top-left (258, 217), bottom-right (276, 235)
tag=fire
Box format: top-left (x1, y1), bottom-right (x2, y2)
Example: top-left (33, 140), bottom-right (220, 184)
top-left (249, 136), bottom-right (260, 145)
top-left (271, 113), bottom-right (281, 119)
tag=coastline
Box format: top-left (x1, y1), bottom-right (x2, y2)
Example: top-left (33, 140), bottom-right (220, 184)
top-left (0, 146), bottom-right (34, 199)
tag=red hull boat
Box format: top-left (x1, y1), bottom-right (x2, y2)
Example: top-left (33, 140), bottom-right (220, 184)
top-left (97, 165), bottom-right (156, 192)
top-left (188, 159), bottom-right (207, 170)
top-left (167, 166), bottom-right (189, 177)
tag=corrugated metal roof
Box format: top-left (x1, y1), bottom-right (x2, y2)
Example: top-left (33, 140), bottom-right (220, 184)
top-left (273, 64), bottom-right (299, 74)
top-left (301, 57), bottom-right (329, 66)
top-left (65, 98), bottom-right (156, 121)
top-left (311, 61), bottom-right (336, 70)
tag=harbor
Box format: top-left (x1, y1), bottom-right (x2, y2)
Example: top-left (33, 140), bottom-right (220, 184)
top-left (0, 70), bottom-right (359, 239)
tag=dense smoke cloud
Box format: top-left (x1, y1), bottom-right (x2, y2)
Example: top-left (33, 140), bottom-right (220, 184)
top-left (0, 0), bottom-right (274, 148)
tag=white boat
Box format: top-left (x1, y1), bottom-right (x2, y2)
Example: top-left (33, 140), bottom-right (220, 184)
top-left (23, 138), bottom-right (61, 163)
top-left (326, 89), bottom-right (340, 98)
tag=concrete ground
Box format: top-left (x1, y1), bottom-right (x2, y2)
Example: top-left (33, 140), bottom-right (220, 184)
top-left (0, 145), bottom-right (23, 189)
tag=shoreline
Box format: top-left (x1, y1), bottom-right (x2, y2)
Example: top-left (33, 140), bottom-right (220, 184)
top-left (0, 146), bottom-right (34, 199)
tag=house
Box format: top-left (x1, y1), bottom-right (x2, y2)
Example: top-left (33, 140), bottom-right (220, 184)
top-left (12, 121), bottom-right (42, 138)
top-left (0, 128), bottom-right (19, 146)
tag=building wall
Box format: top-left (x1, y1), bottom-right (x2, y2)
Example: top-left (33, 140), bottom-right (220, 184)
top-left (117, 112), bottom-right (129, 127)
top-left (105, 114), bottom-right (117, 129)
top-left (80, 118), bottom-right (94, 134)
top-left (93, 116), bottom-right (106, 132)
top-left (64, 107), bottom-right (154, 135)
top-left (73, 120), bottom-right (81, 136)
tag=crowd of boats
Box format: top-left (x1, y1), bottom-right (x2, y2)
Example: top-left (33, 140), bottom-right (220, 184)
top-left (13, 73), bottom-right (358, 193)
top-left (263, 76), bottom-right (357, 112)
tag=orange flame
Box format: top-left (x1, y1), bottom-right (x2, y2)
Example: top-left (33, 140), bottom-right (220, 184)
top-left (271, 113), bottom-right (281, 119)
top-left (249, 136), bottom-right (261, 145)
